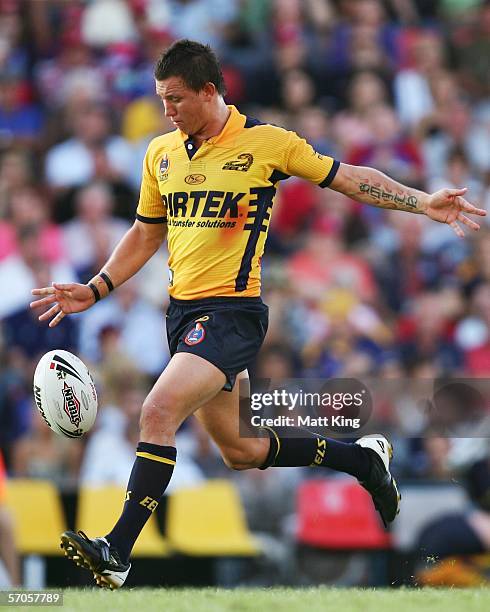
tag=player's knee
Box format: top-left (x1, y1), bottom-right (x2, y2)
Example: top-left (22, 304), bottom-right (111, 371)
top-left (222, 439), bottom-right (268, 471)
top-left (140, 393), bottom-right (181, 435)
top-left (223, 452), bottom-right (252, 471)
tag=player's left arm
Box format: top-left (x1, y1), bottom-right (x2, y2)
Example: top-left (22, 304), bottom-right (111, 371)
top-left (330, 163), bottom-right (486, 237)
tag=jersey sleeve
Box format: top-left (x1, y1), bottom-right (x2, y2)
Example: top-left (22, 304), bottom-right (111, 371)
top-left (136, 142), bottom-right (167, 223)
top-left (281, 130), bottom-right (340, 188)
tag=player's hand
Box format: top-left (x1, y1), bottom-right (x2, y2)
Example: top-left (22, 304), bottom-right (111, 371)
top-left (30, 283), bottom-right (95, 327)
top-left (425, 187), bottom-right (486, 237)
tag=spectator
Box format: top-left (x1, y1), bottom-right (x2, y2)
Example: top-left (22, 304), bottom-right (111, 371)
top-left (0, 4), bottom-right (28, 79)
top-left (0, 451), bottom-right (20, 587)
top-left (0, 224), bottom-right (76, 319)
top-left (81, 0), bottom-right (137, 48)
top-left (11, 409), bottom-right (83, 490)
top-left (80, 383), bottom-right (205, 492)
top-left (452, 0), bottom-right (490, 100)
top-left (397, 291), bottom-right (464, 372)
top-left (287, 229), bottom-right (377, 303)
top-left (280, 69), bottom-right (316, 113)
top-left (78, 279), bottom-right (169, 379)
top-left (0, 150), bottom-right (33, 219)
top-left (456, 283), bottom-right (490, 375)
top-left (413, 436), bottom-right (453, 480)
top-left (394, 30), bottom-right (446, 129)
top-left (326, 0), bottom-right (397, 81)
top-left (0, 346), bottom-right (31, 470)
top-left (0, 75), bottom-right (44, 149)
top-left (163, 0), bottom-right (239, 51)
top-left (1, 255), bottom-right (78, 369)
top-left (347, 104), bottom-right (424, 187)
top-left (45, 102), bottom-right (133, 190)
top-left (35, 36), bottom-right (105, 112)
top-left (332, 70), bottom-right (390, 152)
top-left (428, 147), bottom-right (483, 208)
top-left (416, 448), bottom-right (490, 586)
top-left (62, 181), bottom-right (130, 282)
top-left (294, 106), bottom-right (337, 157)
top-left (0, 185), bottom-right (65, 262)
top-left (423, 99), bottom-right (490, 181)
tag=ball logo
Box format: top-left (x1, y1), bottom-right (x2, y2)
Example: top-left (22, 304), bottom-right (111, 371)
top-left (33, 385), bottom-right (51, 428)
top-left (50, 354), bottom-right (84, 383)
top-left (62, 382), bottom-right (82, 428)
top-left (184, 322), bottom-right (206, 346)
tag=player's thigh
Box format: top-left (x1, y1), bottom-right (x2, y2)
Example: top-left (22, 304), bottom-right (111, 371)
top-left (194, 370), bottom-right (269, 469)
top-left (141, 352), bottom-right (226, 442)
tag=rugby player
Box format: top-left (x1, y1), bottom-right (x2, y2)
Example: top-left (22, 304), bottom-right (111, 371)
top-left (31, 40), bottom-right (486, 589)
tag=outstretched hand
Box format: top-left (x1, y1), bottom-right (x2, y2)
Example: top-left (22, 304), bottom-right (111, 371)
top-left (30, 283), bottom-right (95, 327)
top-left (425, 187), bottom-right (487, 237)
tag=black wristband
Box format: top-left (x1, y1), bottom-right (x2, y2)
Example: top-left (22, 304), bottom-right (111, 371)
top-left (88, 282), bottom-right (101, 303)
top-left (99, 271), bottom-right (114, 292)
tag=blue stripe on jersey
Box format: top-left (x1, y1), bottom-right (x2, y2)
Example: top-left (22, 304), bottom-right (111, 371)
top-left (235, 186), bottom-right (275, 292)
top-left (136, 213), bottom-right (167, 223)
top-left (269, 169), bottom-right (291, 184)
top-left (244, 116), bottom-right (265, 128)
top-left (319, 159), bottom-right (340, 188)
top-left (184, 137), bottom-right (198, 160)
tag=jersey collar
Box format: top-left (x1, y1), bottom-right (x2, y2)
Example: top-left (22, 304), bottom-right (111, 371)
top-left (177, 105), bottom-right (245, 148)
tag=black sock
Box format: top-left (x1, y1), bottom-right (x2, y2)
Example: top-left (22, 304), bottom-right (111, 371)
top-left (260, 427), bottom-right (371, 480)
top-left (106, 442), bottom-right (176, 564)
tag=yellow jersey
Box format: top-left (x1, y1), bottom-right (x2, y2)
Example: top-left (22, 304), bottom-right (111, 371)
top-left (136, 105), bottom-right (339, 300)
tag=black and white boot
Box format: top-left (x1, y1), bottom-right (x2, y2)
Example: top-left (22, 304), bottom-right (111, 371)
top-left (61, 530), bottom-right (131, 589)
top-left (355, 435), bottom-right (401, 526)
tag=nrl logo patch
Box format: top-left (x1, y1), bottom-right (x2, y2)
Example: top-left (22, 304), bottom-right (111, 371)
top-left (223, 153), bottom-right (253, 172)
top-left (158, 154), bottom-right (170, 181)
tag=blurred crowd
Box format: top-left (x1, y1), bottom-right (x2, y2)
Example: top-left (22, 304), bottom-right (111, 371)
top-left (0, 0), bottom-right (489, 568)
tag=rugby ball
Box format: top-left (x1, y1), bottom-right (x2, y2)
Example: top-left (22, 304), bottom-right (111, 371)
top-left (33, 350), bottom-right (97, 438)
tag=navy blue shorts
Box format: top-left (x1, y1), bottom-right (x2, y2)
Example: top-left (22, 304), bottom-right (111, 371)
top-left (166, 296), bottom-right (269, 391)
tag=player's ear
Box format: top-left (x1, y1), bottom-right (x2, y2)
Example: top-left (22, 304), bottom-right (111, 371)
top-left (201, 82), bottom-right (217, 99)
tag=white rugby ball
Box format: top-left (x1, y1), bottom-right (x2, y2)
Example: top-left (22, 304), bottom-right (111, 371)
top-left (33, 350), bottom-right (97, 438)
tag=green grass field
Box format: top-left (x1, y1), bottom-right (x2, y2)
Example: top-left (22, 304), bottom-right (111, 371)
top-left (14, 587), bottom-right (490, 612)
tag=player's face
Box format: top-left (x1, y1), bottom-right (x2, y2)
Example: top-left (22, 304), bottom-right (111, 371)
top-left (155, 76), bottom-right (211, 136)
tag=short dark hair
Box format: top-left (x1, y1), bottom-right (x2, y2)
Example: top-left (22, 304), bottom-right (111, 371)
top-left (154, 39), bottom-right (226, 95)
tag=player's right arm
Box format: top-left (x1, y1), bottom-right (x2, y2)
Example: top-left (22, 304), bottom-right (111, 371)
top-left (278, 128), bottom-right (486, 237)
top-left (30, 220), bottom-right (167, 327)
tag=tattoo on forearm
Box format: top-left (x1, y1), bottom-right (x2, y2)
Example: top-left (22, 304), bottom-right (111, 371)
top-left (359, 182), bottom-right (418, 209)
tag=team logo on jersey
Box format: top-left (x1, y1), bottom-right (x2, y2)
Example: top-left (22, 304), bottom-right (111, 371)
top-left (158, 154), bottom-right (170, 181)
top-left (222, 153), bottom-right (253, 172)
top-left (62, 382), bottom-right (82, 428)
top-left (185, 173), bottom-right (206, 185)
top-left (184, 322), bottom-right (206, 346)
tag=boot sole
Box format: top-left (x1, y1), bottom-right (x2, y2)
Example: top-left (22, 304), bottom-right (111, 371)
top-left (60, 533), bottom-right (117, 590)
